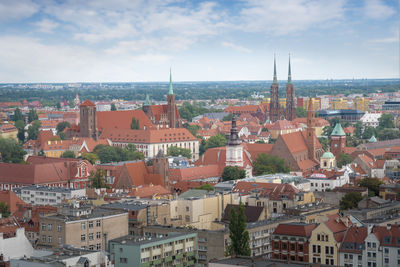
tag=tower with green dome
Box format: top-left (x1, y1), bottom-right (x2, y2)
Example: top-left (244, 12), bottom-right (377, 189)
top-left (330, 123), bottom-right (346, 157)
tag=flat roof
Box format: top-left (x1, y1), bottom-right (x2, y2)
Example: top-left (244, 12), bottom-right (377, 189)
top-left (110, 232), bottom-right (196, 247)
top-left (44, 206), bottom-right (127, 222)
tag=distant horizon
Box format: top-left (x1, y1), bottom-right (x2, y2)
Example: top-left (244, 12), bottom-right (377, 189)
top-left (1, 77), bottom-right (400, 85)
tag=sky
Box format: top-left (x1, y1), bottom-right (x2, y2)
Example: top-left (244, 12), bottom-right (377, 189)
top-left (0, 0), bottom-right (398, 83)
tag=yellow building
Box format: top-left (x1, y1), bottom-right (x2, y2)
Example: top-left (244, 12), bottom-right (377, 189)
top-left (279, 98), bottom-right (287, 109)
top-left (330, 98), bottom-right (348, 110)
top-left (309, 215), bottom-right (351, 265)
top-left (303, 98), bottom-right (321, 111)
top-left (0, 124), bottom-right (18, 141)
top-left (353, 97), bottom-right (370, 112)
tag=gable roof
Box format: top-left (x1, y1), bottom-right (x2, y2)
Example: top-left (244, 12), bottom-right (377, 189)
top-left (169, 165), bottom-right (220, 182)
top-left (273, 223), bottom-right (317, 237)
top-left (233, 182), bottom-right (299, 200)
top-left (222, 204), bottom-right (264, 223)
top-left (339, 225), bottom-right (368, 253)
top-left (0, 191), bottom-right (25, 213)
top-left (331, 123), bottom-right (346, 136)
top-left (97, 110), bottom-right (153, 130)
top-left (129, 185), bottom-right (170, 198)
top-left (80, 100), bottom-right (95, 107)
top-left (279, 131), bottom-right (309, 154)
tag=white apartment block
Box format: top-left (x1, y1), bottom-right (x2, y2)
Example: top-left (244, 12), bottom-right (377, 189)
top-left (15, 186), bottom-right (86, 206)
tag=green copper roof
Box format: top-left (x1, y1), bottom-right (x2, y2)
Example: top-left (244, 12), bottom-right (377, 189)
top-left (168, 68), bottom-right (174, 95)
top-left (273, 54), bottom-right (277, 83)
top-left (288, 54), bottom-right (292, 83)
top-left (369, 135), bottom-right (377, 143)
top-left (331, 123), bottom-right (346, 136)
top-left (144, 94), bottom-right (150, 106)
top-left (322, 151), bottom-right (335, 159)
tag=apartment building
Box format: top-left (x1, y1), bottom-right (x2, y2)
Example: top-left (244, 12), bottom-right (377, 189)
top-left (14, 185), bottom-right (86, 206)
top-left (109, 232), bottom-right (197, 267)
top-left (38, 202), bottom-right (128, 250)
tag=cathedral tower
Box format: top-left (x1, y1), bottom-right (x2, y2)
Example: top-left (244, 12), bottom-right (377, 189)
top-left (305, 98), bottom-right (316, 161)
top-left (79, 100), bottom-right (98, 140)
top-left (269, 56), bottom-right (280, 122)
top-left (167, 69), bottom-right (177, 128)
top-left (285, 55), bottom-right (296, 121)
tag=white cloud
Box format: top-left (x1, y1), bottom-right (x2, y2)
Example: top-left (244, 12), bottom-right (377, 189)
top-left (364, 0), bottom-right (395, 19)
top-left (238, 0), bottom-right (346, 35)
top-left (34, 19), bottom-right (59, 33)
top-left (221, 41), bottom-right (252, 53)
top-left (0, 0), bottom-right (39, 22)
top-left (368, 37), bottom-right (398, 44)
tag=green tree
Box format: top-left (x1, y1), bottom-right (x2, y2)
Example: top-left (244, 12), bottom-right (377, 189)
top-left (27, 120), bottom-right (41, 140)
top-left (322, 125), bottom-right (333, 137)
top-left (228, 202), bottom-right (251, 256)
top-left (204, 134), bottom-right (226, 151)
top-left (0, 202), bottom-right (10, 218)
top-left (56, 102), bottom-right (61, 110)
top-left (358, 178), bottom-right (384, 197)
top-left (339, 192), bottom-right (363, 210)
top-left (377, 128), bottom-right (400, 141)
top-left (337, 153), bottom-right (352, 168)
top-left (81, 152), bottom-right (99, 164)
top-left (15, 120), bottom-right (26, 143)
top-left (222, 113), bottom-right (233, 121)
top-left (296, 107), bottom-right (307, 118)
top-left (61, 150), bottom-right (75, 158)
top-left (111, 103), bottom-right (117, 111)
top-left (59, 132), bottom-right (66, 140)
top-left (13, 108), bottom-right (23, 122)
top-left (97, 145), bottom-right (119, 163)
top-left (89, 169), bottom-right (107, 188)
top-left (167, 146), bottom-right (192, 159)
top-left (253, 153), bottom-right (290, 175)
top-left (362, 126), bottom-right (376, 140)
top-left (222, 166), bottom-right (246, 181)
top-left (378, 114), bottom-right (394, 129)
top-left (130, 117), bottom-right (140, 130)
top-left (185, 124), bottom-right (200, 137)
top-left (318, 137), bottom-right (330, 151)
top-left (27, 109), bottom-right (38, 123)
top-left (195, 184), bottom-right (214, 191)
top-left (0, 137), bottom-right (26, 163)
top-left (56, 121), bottom-right (71, 134)
top-left (122, 144), bottom-right (145, 161)
top-left (354, 121), bottom-right (363, 138)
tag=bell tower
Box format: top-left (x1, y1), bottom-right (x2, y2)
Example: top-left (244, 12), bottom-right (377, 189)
top-left (226, 115), bottom-right (243, 167)
top-left (305, 98), bottom-right (316, 161)
top-left (330, 123), bottom-right (346, 157)
top-left (79, 100), bottom-right (98, 140)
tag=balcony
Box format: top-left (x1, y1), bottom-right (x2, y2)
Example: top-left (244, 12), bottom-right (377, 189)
top-left (141, 262), bottom-right (150, 267)
top-left (152, 259), bottom-right (162, 265)
top-left (186, 260), bottom-right (195, 266)
top-left (164, 256), bottom-right (173, 262)
top-left (176, 254), bottom-right (184, 260)
top-left (186, 251), bottom-right (195, 257)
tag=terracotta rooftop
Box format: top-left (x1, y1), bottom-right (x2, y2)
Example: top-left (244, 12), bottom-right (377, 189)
top-left (169, 165), bottom-right (220, 182)
top-left (273, 223), bottom-right (317, 237)
top-left (0, 191), bottom-right (25, 213)
top-left (80, 100), bottom-right (95, 107)
top-left (97, 109), bottom-right (153, 130)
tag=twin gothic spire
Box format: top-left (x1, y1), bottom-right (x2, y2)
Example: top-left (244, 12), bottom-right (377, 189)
top-left (272, 54), bottom-right (292, 83)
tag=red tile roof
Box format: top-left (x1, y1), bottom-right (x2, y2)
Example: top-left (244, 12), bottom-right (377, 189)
top-left (169, 165), bottom-right (220, 181)
top-left (0, 191), bottom-right (25, 213)
top-left (129, 185), bottom-right (170, 198)
top-left (324, 214), bottom-right (352, 242)
top-left (100, 127), bottom-right (198, 144)
top-left (80, 100), bottom-right (95, 107)
top-left (270, 120), bottom-right (298, 131)
top-left (339, 225), bottom-right (368, 253)
top-left (233, 182), bottom-right (299, 200)
top-left (225, 105), bottom-right (265, 113)
top-left (0, 124), bottom-right (17, 133)
top-left (97, 109), bottom-right (153, 130)
top-left (114, 161), bottom-right (164, 188)
top-left (372, 225), bottom-right (400, 247)
top-left (273, 223), bottom-right (317, 237)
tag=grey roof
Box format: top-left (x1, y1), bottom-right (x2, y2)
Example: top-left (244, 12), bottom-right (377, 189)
top-left (110, 232), bottom-right (196, 246)
top-left (178, 189), bottom-right (211, 199)
top-left (45, 206), bottom-right (127, 222)
top-left (210, 257), bottom-right (328, 267)
top-left (16, 185), bottom-right (82, 193)
top-left (101, 201), bottom-right (148, 211)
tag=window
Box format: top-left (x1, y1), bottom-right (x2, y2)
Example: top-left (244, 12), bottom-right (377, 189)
top-left (97, 232), bottom-right (101, 239)
top-left (81, 234), bottom-right (86, 241)
top-left (89, 221), bottom-right (93, 228)
top-left (385, 248), bottom-right (389, 254)
top-left (81, 222), bottom-right (86, 230)
top-left (385, 258), bottom-right (389, 264)
top-left (57, 225), bottom-right (62, 232)
top-left (96, 220), bottom-right (101, 227)
top-left (298, 244), bottom-right (303, 251)
top-left (58, 237), bottom-right (62, 244)
top-left (317, 234), bottom-right (320, 241)
top-left (185, 215), bottom-right (190, 222)
top-left (42, 235), bottom-right (46, 242)
top-left (186, 206), bottom-right (189, 212)
top-left (358, 255), bottom-right (362, 261)
top-left (89, 233), bottom-right (94, 240)
top-left (41, 223), bottom-right (46, 231)
top-left (330, 247), bottom-right (334, 255)
top-left (96, 243), bottom-right (101, 250)
top-left (48, 236), bottom-right (52, 243)
top-left (89, 245), bottom-right (94, 250)
top-left (48, 224), bottom-right (52, 231)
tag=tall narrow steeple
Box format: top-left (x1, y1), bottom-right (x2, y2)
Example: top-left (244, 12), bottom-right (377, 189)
top-left (168, 68), bottom-right (174, 95)
top-left (144, 94), bottom-right (150, 106)
top-left (288, 53), bottom-right (292, 83)
top-left (273, 54), bottom-right (278, 83)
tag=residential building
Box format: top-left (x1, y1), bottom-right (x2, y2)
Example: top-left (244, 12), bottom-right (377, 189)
top-left (338, 225), bottom-right (367, 267)
top-left (14, 185), bottom-right (86, 206)
top-left (0, 228), bottom-right (33, 261)
top-left (307, 168), bottom-right (350, 192)
top-left (360, 112), bottom-right (382, 128)
top-left (109, 232), bottom-right (197, 267)
top-left (379, 184), bottom-right (400, 201)
top-left (330, 98), bottom-right (349, 110)
top-left (308, 214), bottom-right (352, 265)
top-left (38, 202), bottom-right (128, 250)
top-left (353, 97), bottom-right (370, 112)
top-left (272, 222), bottom-right (317, 262)
top-left (267, 119), bottom-right (301, 139)
top-left (0, 123), bottom-right (18, 140)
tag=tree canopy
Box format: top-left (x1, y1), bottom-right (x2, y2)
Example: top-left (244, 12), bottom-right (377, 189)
top-left (13, 108), bottom-right (23, 122)
top-left (0, 137), bottom-right (26, 163)
top-left (378, 113), bottom-right (394, 129)
top-left (28, 109), bottom-right (38, 123)
top-left (195, 184), bottom-right (214, 191)
top-left (94, 144), bottom-right (144, 163)
top-left (56, 121), bottom-right (71, 134)
top-left (296, 107), bottom-right (307, 118)
top-left (228, 202), bottom-right (251, 256)
top-left (339, 192), bottom-right (363, 210)
top-left (167, 146), bottom-right (192, 159)
top-left (253, 153), bottom-right (290, 175)
top-left (358, 178), bottom-right (384, 197)
top-left (222, 166), bottom-right (246, 181)
top-left (61, 150), bottom-right (75, 158)
top-left (337, 153), bottom-right (352, 168)
top-left (204, 134), bottom-right (226, 151)
top-left (89, 169), bottom-right (107, 188)
top-left (111, 103), bottom-right (117, 111)
top-left (0, 202), bottom-right (10, 218)
top-left (27, 120), bottom-right (41, 140)
top-left (130, 117), bottom-right (140, 130)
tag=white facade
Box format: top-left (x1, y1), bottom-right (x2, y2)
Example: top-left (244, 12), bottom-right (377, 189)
top-left (17, 186), bottom-right (86, 206)
top-left (0, 228), bottom-right (34, 261)
top-left (226, 145), bottom-right (243, 167)
top-left (360, 112), bottom-right (382, 128)
top-left (308, 167), bottom-right (350, 192)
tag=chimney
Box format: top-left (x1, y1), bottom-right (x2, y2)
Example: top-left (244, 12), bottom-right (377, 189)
top-left (387, 224), bottom-right (391, 230)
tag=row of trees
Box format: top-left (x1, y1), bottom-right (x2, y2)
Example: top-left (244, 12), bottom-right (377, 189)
top-left (79, 144), bottom-right (144, 164)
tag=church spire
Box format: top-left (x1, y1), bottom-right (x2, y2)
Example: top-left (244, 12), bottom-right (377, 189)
top-left (288, 53), bottom-right (292, 83)
top-left (144, 94), bottom-right (150, 106)
top-left (168, 68), bottom-right (174, 95)
top-left (273, 54), bottom-right (278, 83)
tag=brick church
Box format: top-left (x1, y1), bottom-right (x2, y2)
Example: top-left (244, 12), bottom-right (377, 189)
top-left (142, 70), bottom-right (182, 128)
top-left (269, 55), bottom-right (296, 122)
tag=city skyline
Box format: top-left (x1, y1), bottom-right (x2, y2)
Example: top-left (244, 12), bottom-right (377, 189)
top-left (0, 0), bottom-right (398, 83)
